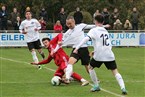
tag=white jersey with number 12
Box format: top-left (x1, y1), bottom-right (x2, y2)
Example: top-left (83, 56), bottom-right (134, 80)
top-left (87, 26), bottom-right (115, 61)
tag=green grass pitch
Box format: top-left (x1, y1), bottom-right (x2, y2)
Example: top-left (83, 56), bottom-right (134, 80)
top-left (0, 47), bottom-right (144, 97)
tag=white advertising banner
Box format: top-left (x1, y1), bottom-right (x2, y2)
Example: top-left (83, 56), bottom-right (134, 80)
top-left (0, 33), bottom-right (58, 47)
top-left (0, 33), bottom-right (145, 47)
top-left (86, 33), bottom-right (145, 46)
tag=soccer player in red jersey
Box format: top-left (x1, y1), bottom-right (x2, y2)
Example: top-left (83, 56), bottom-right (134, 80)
top-left (31, 33), bottom-right (89, 86)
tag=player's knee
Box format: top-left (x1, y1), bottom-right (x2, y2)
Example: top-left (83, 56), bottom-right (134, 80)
top-left (112, 69), bottom-right (119, 76)
top-left (37, 49), bottom-right (42, 53)
top-left (31, 49), bottom-right (35, 52)
top-left (88, 64), bottom-right (94, 70)
top-left (68, 57), bottom-right (77, 64)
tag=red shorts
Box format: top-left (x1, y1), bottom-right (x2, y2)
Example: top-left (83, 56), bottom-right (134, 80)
top-left (54, 61), bottom-right (67, 78)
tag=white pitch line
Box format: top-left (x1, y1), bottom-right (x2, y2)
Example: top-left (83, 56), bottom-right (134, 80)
top-left (0, 81), bottom-right (49, 84)
top-left (89, 83), bottom-right (125, 97)
top-left (0, 57), bottom-right (125, 97)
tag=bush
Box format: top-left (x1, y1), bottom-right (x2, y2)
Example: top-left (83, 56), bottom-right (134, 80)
top-left (46, 21), bottom-right (54, 30)
top-left (68, 11), bottom-right (93, 24)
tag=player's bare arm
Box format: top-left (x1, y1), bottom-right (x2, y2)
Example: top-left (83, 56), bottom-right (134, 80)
top-left (73, 37), bottom-right (90, 53)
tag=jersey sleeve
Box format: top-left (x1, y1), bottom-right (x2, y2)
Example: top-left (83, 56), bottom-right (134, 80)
top-left (50, 33), bottom-right (63, 53)
top-left (63, 30), bottom-right (70, 41)
top-left (35, 19), bottom-right (41, 30)
top-left (79, 23), bottom-right (87, 30)
top-left (57, 33), bottom-right (63, 41)
top-left (19, 21), bottom-right (24, 33)
top-left (75, 37), bottom-right (90, 49)
top-left (87, 29), bottom-right (95, 40)
top-left (51, 33), bottom-right (62, 45)
top-left (79, 23), bottom-right (96, 30)
top-left (38, 55), bottom-right (53, 64)
top-left (84, 25), bottom-right (96, 29)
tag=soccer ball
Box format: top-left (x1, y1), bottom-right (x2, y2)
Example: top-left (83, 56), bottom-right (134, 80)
top-left (51, 76), bottom-right (61, 86)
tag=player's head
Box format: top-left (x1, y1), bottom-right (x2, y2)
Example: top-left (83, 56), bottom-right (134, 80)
top-left (25, 11), bottom-right (32, 20)
top-left (42, 38), bottom-right (51, 48)
top-left (94, 15), bottom-right (104, 24)
top-left (66, 16), bottom-right (75, 29)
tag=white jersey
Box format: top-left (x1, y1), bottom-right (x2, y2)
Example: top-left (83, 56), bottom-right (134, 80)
top-left (87, 26), bottom-right (115, 61)
top-left (63, 23), bottom-right (95, 48)
top-left (19, 18), bottom-right (41, 43)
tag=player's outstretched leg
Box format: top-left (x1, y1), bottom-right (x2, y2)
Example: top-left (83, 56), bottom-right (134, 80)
top-left (65, 57), bottom-right (78, 82)
top-left (65, 64), bottom-right (73, 83)
top-left (71, 72), bottom-right (89, 86)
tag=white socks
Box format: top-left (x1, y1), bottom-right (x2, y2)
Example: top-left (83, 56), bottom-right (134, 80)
top-left (115, 73), bottom-right (125, 89)
top-left (66, 64), bottom-right (73, 80)
top-left (88, 69), bottom-right (125, 90)
top-left (89, 69), bottom-right (99, 86)
top-left (81, 78), bottom-right (86, 82)
top-left (31, 51), bottom-right (39, 63)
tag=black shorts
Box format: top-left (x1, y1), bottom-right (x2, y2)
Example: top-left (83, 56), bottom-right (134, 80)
top-left (70, 47), bottom-right (90, 65)
top-left (90, 58), bottom-right (117, 70)
top-left (27, 39), bottom-right (42, 51)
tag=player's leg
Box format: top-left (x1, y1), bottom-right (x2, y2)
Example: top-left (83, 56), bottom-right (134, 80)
top-left (105, 61), bottom-right (127, 95)
top-left (34, 39), bottom-right (45, 59)
top-left (60, 61), bottom-right (71, 84)
top-left (79, 47), bottom-right (90, 73)
top-left (89, 58), bottom-right (102, 92)
top-left (64, 64), bottom-right (89, 86)
top-left (84, 65), bottom-right (89, 73)
top-left (71, 72), bottom-right (89, 86)
top-left (65, 50), bottom-right (79, 81)
top-left (112, 69), bottom-right (127, 95)
top-left (54, 68), bottom-right (64, 78)
top-left (111, 68), bottom-right (127, 95)
top-left (27, 42), bottom-right (39, 63)
top-left (31, 49), bottom-right (39, 63)
top-left (37, 48), bottom-right (45, 59)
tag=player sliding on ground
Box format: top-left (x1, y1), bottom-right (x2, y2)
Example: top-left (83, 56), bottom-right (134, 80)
top-left (31, 33), bottom-right (89, 86)
top-left (73, 15), bottom-right (127, 95)
top-left (19, 11), bottom-right (45, 69)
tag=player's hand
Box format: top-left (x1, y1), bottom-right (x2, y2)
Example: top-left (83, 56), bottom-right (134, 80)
top-left (105, 24), bottom-right (111, 28)
top-left (22, 31), bottom-right (27, 34)
top-left (31, 62), bottom-right (38, 65)
top-left (73, 49), bottom-right (78, 54)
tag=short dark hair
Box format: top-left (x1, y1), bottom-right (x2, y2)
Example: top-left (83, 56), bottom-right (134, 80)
top-left (66, 16), bottom-right (74, 20)
top-left (25, 10), bottom-right (32, 14)
top-left (42, 38), bottom-right (51, 42)
top-left (94, 15), bottom-right (104, 23)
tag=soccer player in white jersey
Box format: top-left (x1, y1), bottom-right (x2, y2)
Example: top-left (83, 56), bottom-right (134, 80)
top-left (19, 11), bottom-right (45, 68)
top-left (54, 16), bottom-right (110, 84)
top-left (73, 15), bottom-right (127, 95)
top-left (62, 16), bottom-right (110, 81)
top-left (61, 16), bottom-right (98, 84)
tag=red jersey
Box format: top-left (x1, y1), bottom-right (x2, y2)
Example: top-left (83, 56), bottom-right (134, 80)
top-left (38, 33), bottom-right (69, 66)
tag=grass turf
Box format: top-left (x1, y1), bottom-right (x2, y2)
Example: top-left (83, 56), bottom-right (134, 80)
top-left (0, 47), bottom-right (144, 97)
